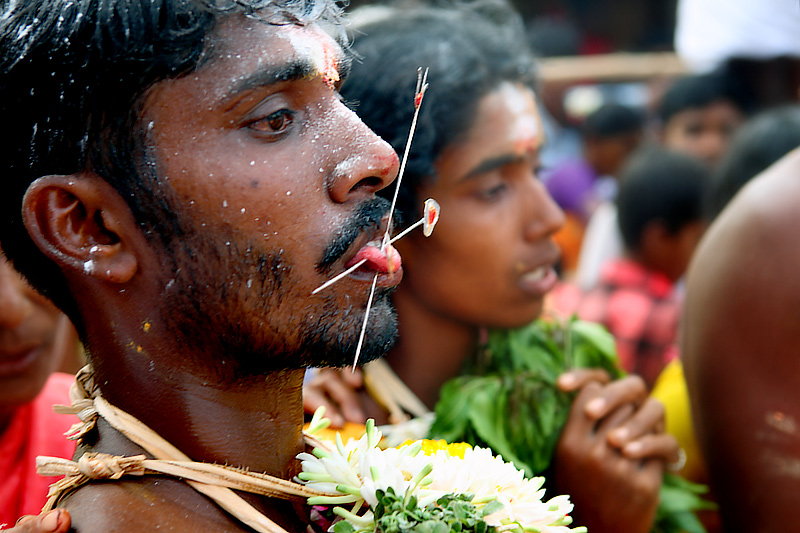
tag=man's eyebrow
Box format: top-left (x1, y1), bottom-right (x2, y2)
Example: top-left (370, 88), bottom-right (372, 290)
top-left (227, 58), bottom-right (317, 98)
top-left (460, 154), bottom-right (527, 181)
top-left (226, 46), bottom-right (350, 98)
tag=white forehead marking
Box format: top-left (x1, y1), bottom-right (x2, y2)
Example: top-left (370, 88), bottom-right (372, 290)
top-left (495, 82), bottom-right (540, 145)
top-left (280, 27), bottom-right (339, 88)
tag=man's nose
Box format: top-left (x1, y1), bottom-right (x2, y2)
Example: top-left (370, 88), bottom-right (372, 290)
top-left (326, 107), bottom-right (400, 204)
top-left (523, 181), bottom-right (566, 243)
top-left (0, 259), bottom-right (33, 329)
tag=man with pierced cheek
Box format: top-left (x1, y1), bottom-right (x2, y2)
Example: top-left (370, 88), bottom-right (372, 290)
top-left (0, 1), bottom-right (402, 531)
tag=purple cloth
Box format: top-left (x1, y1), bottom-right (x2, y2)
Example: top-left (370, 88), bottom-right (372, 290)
top-left (544, 159), bottom-right (597, 219)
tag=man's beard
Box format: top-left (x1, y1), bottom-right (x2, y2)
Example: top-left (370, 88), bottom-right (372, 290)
top-left (154, 200), bottom-right (398, 380)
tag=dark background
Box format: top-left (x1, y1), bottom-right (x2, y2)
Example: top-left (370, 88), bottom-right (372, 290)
top-left (344, 0), bottom-right (679, 56)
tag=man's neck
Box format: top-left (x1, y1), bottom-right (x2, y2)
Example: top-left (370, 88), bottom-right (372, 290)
top-left (384, 289), bottom-right (479, 409)
top-left (83, 316), bottom-right (306, 480)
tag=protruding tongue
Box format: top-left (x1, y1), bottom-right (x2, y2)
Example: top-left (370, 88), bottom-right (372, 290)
top-left (348, 243), bottom-right (402, 273)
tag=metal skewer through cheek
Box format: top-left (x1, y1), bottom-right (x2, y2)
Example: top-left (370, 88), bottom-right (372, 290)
top-left (351, 67), bottom-right (430, 371)
top-left (310, 218), bottom-right (427, 296)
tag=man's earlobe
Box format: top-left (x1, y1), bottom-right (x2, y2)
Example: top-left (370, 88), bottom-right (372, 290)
top-left (22, 174), bottom-right (139, 284)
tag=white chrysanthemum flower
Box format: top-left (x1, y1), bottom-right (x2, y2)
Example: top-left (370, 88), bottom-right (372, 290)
top-left (299, 414), bottom-right (584, 533)
top-left (358, 444), bottom-right (432, 507)
top-left (299, 422), bottom-right (383, 504)
top-left (420, 446), bottom-right (578, 532)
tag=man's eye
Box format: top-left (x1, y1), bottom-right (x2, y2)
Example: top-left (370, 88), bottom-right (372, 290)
top-left (250, 109), bottom-right (294, 134)
top-left (478, 182), bottom-right (508, 201)
top-left (684, 123), bottom-right (703, 136)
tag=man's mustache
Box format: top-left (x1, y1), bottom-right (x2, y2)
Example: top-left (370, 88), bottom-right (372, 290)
top-left (317, 197), bottom-right (399, 274)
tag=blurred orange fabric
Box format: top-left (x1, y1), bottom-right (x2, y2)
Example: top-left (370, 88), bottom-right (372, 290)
top-left (552, 213), bottom-right (585, 278)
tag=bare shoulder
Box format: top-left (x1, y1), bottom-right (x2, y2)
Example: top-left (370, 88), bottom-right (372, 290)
top-left (686, 148), bottom-right (800, 341)
top-left (685, 148), bottom-right (800, 391)
top-left (699, 148), bottom-right (800, 260)
top-left (683, 148), bottom-right (800, 529)
top-left (60, 477), bottom-right (247, 532)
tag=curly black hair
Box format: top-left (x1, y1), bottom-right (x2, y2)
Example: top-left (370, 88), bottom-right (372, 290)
top-left (340, 0), bottom-right (538, 225)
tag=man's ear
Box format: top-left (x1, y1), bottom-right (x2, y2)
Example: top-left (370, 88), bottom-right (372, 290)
top-left (22, 173), bottom-right (139, 284)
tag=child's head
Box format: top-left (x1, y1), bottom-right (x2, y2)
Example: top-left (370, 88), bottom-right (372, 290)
top-left (617, 146), bottom-right (710, 281)
top-left (583, 103), bottom-right (645, 177)
top-left (706, 104), bottom-right (800, 219)
top-left (658, 73), bottom-right (745, 166)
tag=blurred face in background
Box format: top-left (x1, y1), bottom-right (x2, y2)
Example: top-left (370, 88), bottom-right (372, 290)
top-left (0, 252), bottom-right (72, 424)
top-left (662, 100), bottom-right (744, 165)
top-left (395, 82), bottom-right (565, 329)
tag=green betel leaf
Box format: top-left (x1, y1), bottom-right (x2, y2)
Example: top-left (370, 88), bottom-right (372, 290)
top-left (465, 379), bottom-right (516, 457)
top-left (429, 318), bottom-right (711, 533)
top-left (500, 373), bottom-right (561, 475)
top-left (658, 474), bottom-right (717, 515)
top-left (332, 521), bottom-right (356, 533)
top-left (430, 377), bottom-right (500, 443)
top-left (567, 319), bottom-right (623, 376)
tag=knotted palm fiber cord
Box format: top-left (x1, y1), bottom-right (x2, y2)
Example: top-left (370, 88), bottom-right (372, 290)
top-left (36, 366), bottom-right (330, 533)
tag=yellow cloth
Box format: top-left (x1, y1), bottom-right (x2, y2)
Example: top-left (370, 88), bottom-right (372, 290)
top-left (651, 359), bottom-right (707, 483)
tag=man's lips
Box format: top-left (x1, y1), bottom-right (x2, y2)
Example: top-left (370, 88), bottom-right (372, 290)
top-left (347, 240), bottom-right (402, 273)
top-left (520, 265), bottom-right (553, 282)
top-left (517, 246), bottom-right (560, 295)
top-left (318, 198), bottom-right (395, 273)
top-left (312, 213), bottom-right (405, 294)
top-left (0, 344), bottom-right (42, 378)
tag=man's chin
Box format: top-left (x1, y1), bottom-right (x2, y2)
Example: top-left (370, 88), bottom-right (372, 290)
top-left (301, 316), bottom-right (397, 369)
top-left (311, 342), bottom-right (389, 370)
top-left (295, 289), bottom-right (398, 369)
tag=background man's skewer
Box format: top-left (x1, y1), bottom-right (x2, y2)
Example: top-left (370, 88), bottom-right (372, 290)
top-left (381, 67), bottom-right (429, 250)
top-left (352, 275), bottom-right (379, 370)
top-left (352, 68), bottom-right (430, 370)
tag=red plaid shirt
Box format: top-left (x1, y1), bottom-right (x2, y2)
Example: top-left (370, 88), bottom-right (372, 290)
top-left (550, 259), bottom-right (680, 388)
